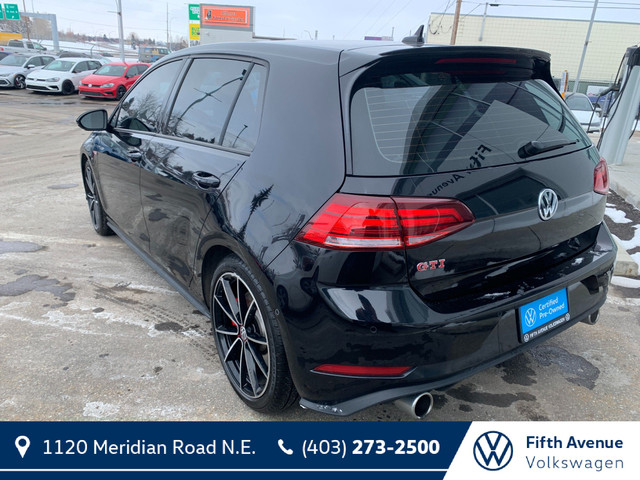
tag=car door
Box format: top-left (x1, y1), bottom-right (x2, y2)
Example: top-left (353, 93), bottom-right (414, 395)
top-left (71, 61), bottom-right (89, 87)
top-left (139, 57), bottom-right (266, 289)
top-left (123, 65), bottom-right (140, 89)
top-left (92, 59), bottom-right (185, 251)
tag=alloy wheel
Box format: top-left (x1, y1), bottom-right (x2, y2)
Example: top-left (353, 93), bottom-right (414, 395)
top-left (213, 272), bottom-right (271, 399)
top-left (14, 75), bottom-right (25, 89)
top-left (84, 163), bottom-right (99, 230)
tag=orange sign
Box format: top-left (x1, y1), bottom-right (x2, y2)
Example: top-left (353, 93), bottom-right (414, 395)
top-left (202, 6), bottom-right (251, 28)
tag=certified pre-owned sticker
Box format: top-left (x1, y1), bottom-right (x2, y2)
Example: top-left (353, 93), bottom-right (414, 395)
top-left (417, 259), bottom-right (445, 272)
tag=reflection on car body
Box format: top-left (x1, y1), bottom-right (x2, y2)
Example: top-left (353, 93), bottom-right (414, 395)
top-left (77, 40), bottom-right (616, 417)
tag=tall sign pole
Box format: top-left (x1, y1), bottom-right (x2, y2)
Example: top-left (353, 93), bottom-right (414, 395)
top-left (573, 0), bottom-right (599, 93)
top-left (116, 0), bottom-right (125, 61)
top-left (450, 0), bottom-right (462, 45)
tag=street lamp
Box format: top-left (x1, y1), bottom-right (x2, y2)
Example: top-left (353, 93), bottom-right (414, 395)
top-left (479, 3), bottom-right (500, 42)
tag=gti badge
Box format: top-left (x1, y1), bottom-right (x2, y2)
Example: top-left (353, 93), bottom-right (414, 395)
top-left (417, 259), bottom-right (445, 271)
top-left (538, 188), bottom-right (558, 221)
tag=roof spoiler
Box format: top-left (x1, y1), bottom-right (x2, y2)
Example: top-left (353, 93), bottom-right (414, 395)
top-left (402, 25), bottom-right (425, 46)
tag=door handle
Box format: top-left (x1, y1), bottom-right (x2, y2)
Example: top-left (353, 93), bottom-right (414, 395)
top-left (192, 171), bottom-right (220, 190)
top-left (127, 148), bottom-right (142, 161)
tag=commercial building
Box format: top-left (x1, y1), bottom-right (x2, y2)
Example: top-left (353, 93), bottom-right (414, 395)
top-left (427, 13), bottom-right (640, 90)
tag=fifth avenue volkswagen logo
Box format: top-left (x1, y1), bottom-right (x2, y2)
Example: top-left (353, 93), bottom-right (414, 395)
top-left (473, 431), bottom-right (513, 471)
top-left (538, 189), bottom-right (558, 221)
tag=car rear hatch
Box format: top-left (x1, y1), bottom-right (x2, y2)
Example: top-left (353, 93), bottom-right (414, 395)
top-left (338, 46), bottom-right (608, 308)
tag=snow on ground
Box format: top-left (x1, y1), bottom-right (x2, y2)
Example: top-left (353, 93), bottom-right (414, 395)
top-left (613, 228), bottom-right (640, 252)
top-left (39, 40), bottom-right (138, 57)
top-left (611, 275), bottom-right (640, 289)
top-left (605, 206), bottom-right (632, 224)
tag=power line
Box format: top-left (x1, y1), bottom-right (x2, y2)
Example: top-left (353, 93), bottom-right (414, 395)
top-left (374, 0), bottom-right (417, 36)
top-left (342, 0), bottom-right (386, 39)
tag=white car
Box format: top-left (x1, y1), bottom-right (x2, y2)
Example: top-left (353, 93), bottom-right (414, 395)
top-left (0, 54), bottom-right (56, 89)
top-left (26, 57), bottom-right (105, 95)
top-left (565, 93), bottom-right (602, 133)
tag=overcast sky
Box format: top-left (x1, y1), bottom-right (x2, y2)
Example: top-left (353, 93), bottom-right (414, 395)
top-left (23, 0), bottom-right (640, 42)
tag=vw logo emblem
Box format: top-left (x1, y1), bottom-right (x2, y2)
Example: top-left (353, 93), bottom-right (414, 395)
top-left (538, 189), bottom-right (558, 221)
top-left (524, 308), bottom-right (537, 328)
top-left (473, 431), bottom-right (513, 471)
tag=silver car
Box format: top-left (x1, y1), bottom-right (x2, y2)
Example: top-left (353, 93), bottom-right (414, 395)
top-left (0, 54), bottom-right (56, 89)
top-left (565, 92), bottom-right (602, 133)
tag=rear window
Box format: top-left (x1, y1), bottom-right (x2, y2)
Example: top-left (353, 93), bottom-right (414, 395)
top-left (350, 62), bottom-right (590, 176)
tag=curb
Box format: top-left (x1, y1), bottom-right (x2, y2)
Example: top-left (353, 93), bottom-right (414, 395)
top-left (614, 238), bottom-right (639, 278)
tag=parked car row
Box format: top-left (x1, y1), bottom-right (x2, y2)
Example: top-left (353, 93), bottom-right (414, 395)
top-left (0, 51), bottom-right (148, 98)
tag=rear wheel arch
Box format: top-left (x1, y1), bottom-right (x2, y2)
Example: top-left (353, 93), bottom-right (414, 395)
top-left (200, 243), bottom-right (281, 324)
top-left (201, 245), bottom-right (236, 309)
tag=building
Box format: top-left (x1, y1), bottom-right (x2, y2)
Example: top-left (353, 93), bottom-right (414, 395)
top-left (427, 13), bottom-right (640, 90)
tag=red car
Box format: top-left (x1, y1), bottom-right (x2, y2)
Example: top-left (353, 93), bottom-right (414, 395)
top-left (79, 62), bottom-right (149, 99)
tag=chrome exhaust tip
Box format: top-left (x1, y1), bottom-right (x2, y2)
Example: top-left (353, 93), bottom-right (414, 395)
top-left (394, 392), bottom-right (434, 419)
top-left (581, 309), bottom-right (600, 325)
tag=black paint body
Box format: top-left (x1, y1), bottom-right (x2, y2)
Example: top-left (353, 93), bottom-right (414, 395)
top-left (80, 41), bottom-right (616, 416)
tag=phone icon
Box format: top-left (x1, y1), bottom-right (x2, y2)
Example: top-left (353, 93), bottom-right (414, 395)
top-left (278, 439), bottom-right (293, 455)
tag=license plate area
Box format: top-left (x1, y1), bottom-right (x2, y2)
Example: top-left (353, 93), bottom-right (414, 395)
top-left (519, 289), bottom-right (570, 343)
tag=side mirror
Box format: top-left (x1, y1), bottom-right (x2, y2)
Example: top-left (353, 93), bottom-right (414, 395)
top-left (76, 109), bottom-right (108, 131)
top-left (26, 64), bottom-right (36, 69)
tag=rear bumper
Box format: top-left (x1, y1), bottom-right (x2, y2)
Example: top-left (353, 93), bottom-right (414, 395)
top-left (273, 223), bottom-right (616, 416)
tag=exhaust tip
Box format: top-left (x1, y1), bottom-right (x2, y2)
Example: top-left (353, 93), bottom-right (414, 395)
top-left (581, 309), bottom-right (600, 325)
top-left (394, 392), bottom-right (434, 419)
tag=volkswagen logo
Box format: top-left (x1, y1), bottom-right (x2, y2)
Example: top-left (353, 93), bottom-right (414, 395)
top-left (473, 431), bottom-right (513, 471)
top-left (538, 189), bottom-right (558, 221)
top-left (524, 308), bottom-right (537, 328)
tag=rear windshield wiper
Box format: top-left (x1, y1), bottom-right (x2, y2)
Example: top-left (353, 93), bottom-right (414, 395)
top-left (518, 139), bottom-right (577, 159)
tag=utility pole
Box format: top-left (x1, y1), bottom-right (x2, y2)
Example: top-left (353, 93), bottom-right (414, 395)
top-left (166, 3), bottom-right (169, 48)
top-left (22, 0), bottom-right (30, 40)
top-left (450, 0), bottom-right (462, 45)
top-left (573, 0), bottom-right (598, 93)
top-left (479, 3), bottom-right (488, 41)
top-left (116, 0), bottom-right (125, 62)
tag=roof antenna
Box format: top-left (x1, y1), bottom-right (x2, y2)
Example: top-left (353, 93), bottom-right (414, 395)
top-left (402, 25), bottom-right (425, 46)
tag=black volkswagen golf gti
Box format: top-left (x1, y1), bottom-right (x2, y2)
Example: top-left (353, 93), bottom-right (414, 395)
top-left (77, 39), bottom-right (616, 417)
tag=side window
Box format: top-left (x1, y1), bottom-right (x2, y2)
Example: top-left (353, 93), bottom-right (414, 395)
top-left (222, 64), bottom-right (266, 152)
top-left (43, 56), bottom-right (54, 66)
top-left (9, 40), bottom-right (21, 47)
top-left (138, 64), bottom-right (149, 75)
top-left (115, 60), bottom-right (183, 133)
top-left (89, 61), bottom-right (101, 70)
top-left (166, 58), bottom-right (249, 144)
top-left (74, 61), bottom-right (88, 73)
top-left (26, 42), bottom-right (34, 49)
top-left (29, 57), bottom-right (43, 66)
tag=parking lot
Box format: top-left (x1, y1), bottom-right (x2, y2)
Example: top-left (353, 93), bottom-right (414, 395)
top-left (0, 88), bottom-right (639, 421)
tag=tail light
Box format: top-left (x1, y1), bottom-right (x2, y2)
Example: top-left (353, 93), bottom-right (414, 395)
top-left (594, 157), bottom-right (609, 195)
top-left (295, 193), bottom-right (474, 250)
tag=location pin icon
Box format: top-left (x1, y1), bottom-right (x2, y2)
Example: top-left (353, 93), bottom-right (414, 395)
top-left (15, 436), bottom-right (30, 458)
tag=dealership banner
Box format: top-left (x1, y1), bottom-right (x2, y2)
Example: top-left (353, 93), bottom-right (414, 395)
top-left (0, 421), bottom-right (637, 478)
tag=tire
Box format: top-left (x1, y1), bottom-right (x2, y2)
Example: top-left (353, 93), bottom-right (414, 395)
top-left (14, 74), bottom-right (25, 89)
top-left (210, 256), bottom-right (298, 413)
top-left (115, 85), bottom-right (126, 100)
top-left (61, 80), bottom-right (75, 95)
top-left (83, 161), bottom-right (113, 236)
